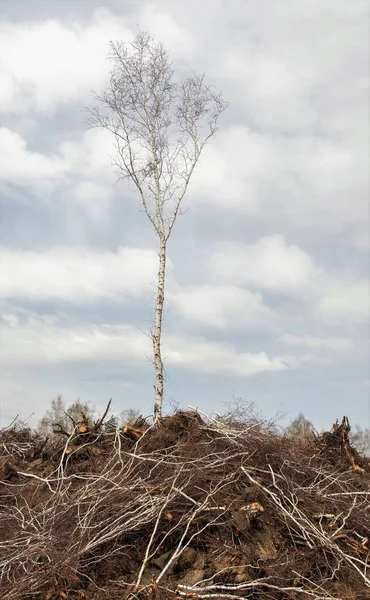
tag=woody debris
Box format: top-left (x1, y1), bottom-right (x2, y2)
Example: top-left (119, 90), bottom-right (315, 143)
top-left (0, 406), bottom-right (369, 600)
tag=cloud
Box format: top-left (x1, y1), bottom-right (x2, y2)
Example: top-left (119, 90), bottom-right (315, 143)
top-left (0, 246), bottom-right (160, 303)
top-left (73, 181), bottom-right (113, 224)
top-left (280, 334), bottom-right (355, 352)
top-left (207, 234), bottom-right (368, 332)
top-left (0, 315), bottom-right (147, 369)
top-left (0, 126), bottom-right (115, 182)
top-left (219, 47), bottom-right (317, 136)
top-left (0, 9), bottom-right (131, 115)
top-left (140, 4), bottom-right (195, 58)
top-left (190, 126), bottom-right (266, 213)
top-left (0, 311), bottom-right (299, 378)
top-left (167, 284), bottom-right (275, 330)
top-left (59, 128), bottom-right (116, 178)
top-left (315, 279), bottom-right (369, 324)
top-left (0, 128), bottom-right (65, 182)
top-left (0, 127), bottom-right (118, 221)
top-left (213, 0), bottom-right (368, 136)
top-left (190, 125), bottom-right (366, 237)
top-left (208, 235), bottom-right (319, 294)
top-left (164, 335), bottom-right (299, 377)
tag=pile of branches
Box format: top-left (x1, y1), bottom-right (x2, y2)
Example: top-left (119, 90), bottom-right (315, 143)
top-left (0, 407), bottom-right (369, 600)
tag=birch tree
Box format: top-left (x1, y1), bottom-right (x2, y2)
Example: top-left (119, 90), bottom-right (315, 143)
top-left (285, 412), bottom-right (315, 440)
top-left (87, 31), bottom-right (227, 419)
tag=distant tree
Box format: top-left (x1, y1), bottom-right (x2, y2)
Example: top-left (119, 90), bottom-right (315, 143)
top-left (38, 395), bottom-right (96, 436)
top-left (87, 30), bottom-right (227, 420)
top-left (285, 412), bottom-right (315, 440)
top-left (103, 408), bottom-right (143, 433)
top-left (103, 414), bottom-right (119, 433)
top-left (119, 408), bottom-right (142, 426)
top-left (351, 424), bottom-right (370, 456)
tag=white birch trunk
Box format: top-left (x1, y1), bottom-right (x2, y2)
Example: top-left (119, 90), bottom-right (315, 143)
top-left (153, 238), bottom-right (166, 420)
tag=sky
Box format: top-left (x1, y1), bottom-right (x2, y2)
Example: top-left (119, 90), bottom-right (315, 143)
top-left (0, 0), bottom-right (369, 430)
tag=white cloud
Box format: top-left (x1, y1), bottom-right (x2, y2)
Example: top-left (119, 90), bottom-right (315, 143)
top-left (219, 48), bottom-right (317, 135)
top-left (60, 129), bottom-right (118, 219)
top-left (73, 181), bottom-right (113, 224)
top-left (0, 9), bottom-right (131, 114)
top-left (59, 128), bottom-right (115, 178)
top-left (0, 128), bottom-right (65, 182)
top-left (164, 335), bottom-right (299, 377)
top-left (0, 127), bottom-right (115, 183)
top-left (280, 334), bottom-right (355, 352)
top-left (213, 0), bottom-right (368, 136)
top-left (168, 284), bottom-right (275, 330)
top-left (0, 311), bottom-right (299, 378)
top-left (208, 235), bottom-right (319, 294)
top-left (140, 4), bottom-right (195, 58)
top-left (190, 126), bottom-right (266, 213)
top-left (190, 125), bottom-right (367, 236)
top-left (207, 234), bottom-right (369, 332)
top-left (0, 316), bottom-right (148, 369)
top-left (315, 279), bottom-right (370, 324)
top-left (190, 0), bottom-right (368, 248)
top-left (0, 127), bottom-right (117, 216)
top-left (0, 246), bottom-right (160, 302)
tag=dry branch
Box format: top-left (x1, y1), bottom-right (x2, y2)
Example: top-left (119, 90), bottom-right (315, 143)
top-left (0, 412), bottom-right (369, 600)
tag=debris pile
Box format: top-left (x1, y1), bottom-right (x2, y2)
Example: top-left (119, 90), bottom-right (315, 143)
top-left (1, 408), bottom-right (369, 600)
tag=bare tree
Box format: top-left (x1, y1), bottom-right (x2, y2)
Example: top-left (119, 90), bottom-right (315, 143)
top-left (285, 412), bottom-right (316, 440)
top-left (87, 31), bottom-right (227, 419)
top-left (351, 423), bottom-right (370, 456)
top-left (37, 395), bottom-right (96, 436)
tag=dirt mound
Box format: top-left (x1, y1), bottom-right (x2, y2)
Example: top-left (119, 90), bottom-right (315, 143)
top-left (1, 410), bottom-right (369, 600)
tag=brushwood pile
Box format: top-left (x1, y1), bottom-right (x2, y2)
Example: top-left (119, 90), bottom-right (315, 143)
top-left (1, 408), bottom-right (369, 600)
